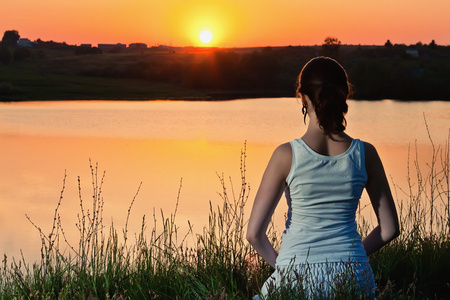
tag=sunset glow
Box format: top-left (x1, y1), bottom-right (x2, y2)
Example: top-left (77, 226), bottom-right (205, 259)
top-left (0, 0), bottom-right (449, 47)
top-left (199, 30), bottom-right (213, 44)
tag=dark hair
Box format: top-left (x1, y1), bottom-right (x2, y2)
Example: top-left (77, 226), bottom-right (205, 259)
top-left (296, 56), bottom-right (351, 137)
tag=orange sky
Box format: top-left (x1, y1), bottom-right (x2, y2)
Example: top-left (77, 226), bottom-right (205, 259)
top-left (1, 0), bottom-right (449, 47)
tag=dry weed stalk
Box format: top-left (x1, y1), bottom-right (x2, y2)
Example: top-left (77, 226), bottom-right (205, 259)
top-left (394, 114), bottom-right (450, 238)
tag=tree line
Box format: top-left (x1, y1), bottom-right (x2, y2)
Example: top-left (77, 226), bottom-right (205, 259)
top-left (1, 29), bottom-right (449, 100)
top-left (0, 30), bottom-right (102, 64)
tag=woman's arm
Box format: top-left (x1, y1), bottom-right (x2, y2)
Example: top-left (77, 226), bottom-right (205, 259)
top-left (362, 142), bottom-right (400, 256)
top-left (246, 143), bottom-right (292, 267)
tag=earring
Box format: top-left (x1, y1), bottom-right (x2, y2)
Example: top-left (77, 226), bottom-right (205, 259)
top-left (302, 104), bottom-right (307, 125)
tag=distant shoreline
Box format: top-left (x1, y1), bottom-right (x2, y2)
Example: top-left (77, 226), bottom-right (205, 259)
top-left (1, 44), bottom-right (449, 102)
top-left (2, 96), bottom-right (449, 103)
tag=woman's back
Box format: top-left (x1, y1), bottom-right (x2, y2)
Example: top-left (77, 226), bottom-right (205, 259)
top-left (276, 138), bottom-right (369, 265)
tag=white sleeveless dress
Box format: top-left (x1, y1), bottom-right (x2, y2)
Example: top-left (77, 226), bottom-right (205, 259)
top-left (259, 138), bottom-right (376, 298)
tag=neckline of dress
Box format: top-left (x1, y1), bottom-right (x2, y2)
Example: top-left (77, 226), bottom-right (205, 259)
top-left (298, 138), bottom-right (357, 160)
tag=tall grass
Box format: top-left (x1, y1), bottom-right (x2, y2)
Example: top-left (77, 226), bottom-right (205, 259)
top-left (1, 127), bottom-right (449, 299)
top-left (365, 117), bottom-right (450, 299)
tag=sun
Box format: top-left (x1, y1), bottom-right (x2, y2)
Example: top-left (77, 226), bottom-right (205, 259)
top-left (199, 30), bottom-right (213, 44)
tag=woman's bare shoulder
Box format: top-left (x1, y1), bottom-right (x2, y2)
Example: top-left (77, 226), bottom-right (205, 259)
top-left (273, 142), bottom-right (293, 161)
top-left (363, 141), bottom-right (378, 156)
top-left (269, 142), bottom-right (292, 177)
top-left (275, 142), bottom-right (292, 154)
top-left (363, 141), bottom-right (384, 173)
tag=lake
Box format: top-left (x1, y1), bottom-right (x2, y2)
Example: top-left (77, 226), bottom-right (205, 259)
top-left (1, 98), bottom-right (449, 263)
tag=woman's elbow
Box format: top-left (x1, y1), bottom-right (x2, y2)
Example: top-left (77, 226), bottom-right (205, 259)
top-left (246, 227), bottom-right (263, 246)
top-left (382, 223), bottom-right (400, 243)
top-left (246, 230), bottom-right (257, 245)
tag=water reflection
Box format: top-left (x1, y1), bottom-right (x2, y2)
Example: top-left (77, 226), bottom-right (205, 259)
top-left (0, 99), bottom-right (449, 263)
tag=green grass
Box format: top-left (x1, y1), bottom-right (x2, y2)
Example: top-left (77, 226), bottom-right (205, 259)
top-left (0, 62), bottom-right (210, 101)
top-left (1, 129), bottom-right (449, 299)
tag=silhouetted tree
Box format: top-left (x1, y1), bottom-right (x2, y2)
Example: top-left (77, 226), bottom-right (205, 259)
top-left (321, 36), bottom-right (341, 57)
top-left (384, 39), bottom-right (393, 47)
top-left (2, 30), bottom-right (20, 47)
top-left (0, 47), bottom-right (12, 64)
top-left (429, 40), bottom-right (437, 49)
top-left (34, 38), bottom-right (74, 50)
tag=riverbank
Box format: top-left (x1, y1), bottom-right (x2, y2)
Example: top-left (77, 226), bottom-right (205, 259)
top-left (0, 63), bottom-right (293, 102)
top-left (1, 44), bottom-right (449, 101)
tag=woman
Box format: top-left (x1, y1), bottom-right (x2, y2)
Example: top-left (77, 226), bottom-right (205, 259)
top-left (247, 57), bottom-right (399, 298)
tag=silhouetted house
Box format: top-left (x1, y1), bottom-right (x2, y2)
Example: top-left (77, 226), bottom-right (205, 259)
top-left (18, 38), bottom-right (33, 47)
top-left (80, 44), bottom-right (92, 48)
top-left (97, 43), bottom-right (126, 50)
top-left (129, 43), bottom-right (147, 49)
top-left (153, 45), bottom-right (178, 51)
top-left (406, 49), bottom-right (419, 58)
